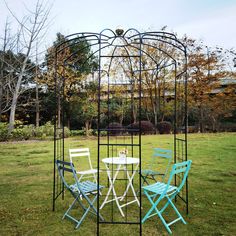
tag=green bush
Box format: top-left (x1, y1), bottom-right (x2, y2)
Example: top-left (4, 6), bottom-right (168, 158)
top-left (35, 122), bottom-right (54, 139)
top-left (34, 126), bottom-right (44, 138)
top-left (70, 130), bottom-right (81, 136)
top-left (42, 122), bottom-right (54, 136)
top-left (71, 129), bottom-right (93, 136)
top-left (99, 130), bottom-right (107, 136)
top-left (64, 127), bottom-right (70, 138)
top-left (0, 122), bottom-right (72, 141)
top-left (91, 129), bottom-right (107, 136)
top-left (77, 130), bottom-right (86, 136)
top-left (11, 125), bottom-right (34, 140)
top-left (70, 129), bottom-right (106, 137)
top-left (0, 123), bottom-right (9, 141)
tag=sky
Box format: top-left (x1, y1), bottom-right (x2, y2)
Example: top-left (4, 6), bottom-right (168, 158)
top-left (0, 0), bottom-right (236, 50)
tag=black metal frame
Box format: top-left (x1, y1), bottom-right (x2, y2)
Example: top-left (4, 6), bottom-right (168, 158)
top-left (53, 28), bottom-right (188, 235)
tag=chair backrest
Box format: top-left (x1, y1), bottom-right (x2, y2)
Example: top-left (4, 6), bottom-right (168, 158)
top-left (165, 160), bottom-right (192, 195)
top-left (69, 148), bottom-right (93, 171)
top-left (153, 148), bottom-right (172, 159)
top-left (56, 159), bottom-right (80, 191)
top-left (151, 148), bottom-right (172, 176)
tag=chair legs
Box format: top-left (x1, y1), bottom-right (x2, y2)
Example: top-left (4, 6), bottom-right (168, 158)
top-left (63, 193), bottom-right (104, 229)
top-left (141, 174), bottom-right (151, 185)
top-left (142, 191), bottom-right (186, 234)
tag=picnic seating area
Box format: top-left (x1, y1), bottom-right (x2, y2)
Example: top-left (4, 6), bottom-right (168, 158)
top-left (56, 145), bottom-right (191, 234)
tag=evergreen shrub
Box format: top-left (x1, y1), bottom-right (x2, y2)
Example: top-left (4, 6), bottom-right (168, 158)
top-left (0, 123), bottom-right (9, 141)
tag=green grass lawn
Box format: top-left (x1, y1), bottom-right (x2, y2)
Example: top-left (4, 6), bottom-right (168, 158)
top-left (0, 133), bottom-right (235, 235)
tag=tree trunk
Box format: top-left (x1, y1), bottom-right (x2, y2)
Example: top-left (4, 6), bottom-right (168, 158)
top-left (0, 57), bottom-right (3, 122)
top-left (8, 57), bottom-right (28, 134)
top-left (85, 120), bottom-right (90, 136)
top-left (8, 94), bottom-right (17, 133)
top-left (0, 20), bottom-right (9, 122)
top-left (199, 104), bottom-right (204, 133)
top-left (0, 80), bottom-right (2, 122)
top-left (35, 82), bottom-right (40, 127)
top-left (6, 0), bottom-right (51, 134)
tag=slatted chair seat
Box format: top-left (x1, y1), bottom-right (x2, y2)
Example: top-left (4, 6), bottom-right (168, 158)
top-left (70, 180), bottom-right (102, 194)
top-left (77, 169), bottom-right (97, 175)
top-left (143, 182), bottom-right (178, 196)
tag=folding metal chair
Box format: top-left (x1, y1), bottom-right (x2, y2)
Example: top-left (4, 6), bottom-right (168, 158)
top-left (142, 160), bottom-right (192, 234)
top-left (141, 148), bottom-right (172, 185)
top-left (56, 160), bottom-right (104, 229)
top-left (69, 148), bottom-right (97, 183)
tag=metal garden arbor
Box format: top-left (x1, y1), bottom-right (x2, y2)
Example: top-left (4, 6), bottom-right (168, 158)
top-left (53, 28), bottom-right (188, 235)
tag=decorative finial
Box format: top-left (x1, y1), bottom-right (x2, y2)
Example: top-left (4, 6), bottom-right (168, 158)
top-left (116, 28), bottom-right (124, 36)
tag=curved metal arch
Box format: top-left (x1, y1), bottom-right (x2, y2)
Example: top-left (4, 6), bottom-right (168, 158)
top-left (55, 29), bottom-right (186, 59)
top-left (126, 42), bottom-right (177, 73)
top-left (55, 33), bottom-right (100, 57)
top-left (55, 29), bottom-right (186, 79)
top-left (61, 42), bottom-right (177, 80)
top-left (140, 32), bottom-right (186, 51)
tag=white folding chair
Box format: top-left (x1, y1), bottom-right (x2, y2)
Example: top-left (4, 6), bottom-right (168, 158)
top-left (69, 148), bottom-right (97, 183)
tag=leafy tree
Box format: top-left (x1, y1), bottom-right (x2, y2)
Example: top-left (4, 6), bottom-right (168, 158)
top-left (45, 33), bottom-right (98, 129)
top-left (109, 38), bottom-right (177, 127)
top-left (186, 38), bottom-right (235, 132)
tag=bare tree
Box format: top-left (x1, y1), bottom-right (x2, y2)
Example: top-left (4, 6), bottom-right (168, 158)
top-left (3, 0), bottom-right (51, 133)
top-left (0, 19), bottom-right (12, 121)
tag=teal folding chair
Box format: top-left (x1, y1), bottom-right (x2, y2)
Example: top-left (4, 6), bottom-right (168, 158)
top-left (141, 148), bottom-right (172, 185)
top-left (142, 160), bottom-right (192, 234)
top-left (56, 160), bottom-right (104, 229)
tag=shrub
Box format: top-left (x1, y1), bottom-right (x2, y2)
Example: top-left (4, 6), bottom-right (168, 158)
top-left (11, 125), bottom-right (34, 140)
top-left (187, 126), bottom-right (198, 133)
top-left (107, 122), bottom-right (123, 136)
top-left (220, 122), bottom-right (236, 132)
top-left (35, 122), bottom-right (54, 139)
top-left (64, 127), bottom-right (70, 138)
top-left (70, 129), bottom-right (93, 136)
top-left (34, 126), bottom-right (44, 138)
top-left (0, 123), bottom-right (9, 141)
top-left (99, 130), bottom-right (107, 136)
top-left (127, 121), bottom-right (155, 135)
top-left (70, 130), bottom-right (81, 136)
top-left (157, 121), bottom-right (172, 134)
top-left (0, 122), bottom-right (72, 141)
top-left (42, 122), bottom-right (54, 136)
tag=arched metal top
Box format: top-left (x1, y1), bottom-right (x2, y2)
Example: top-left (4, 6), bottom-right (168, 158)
top-left (55, 28), bottom-right (187, 60)
top-left (54, 28), bottom-right (187, 83)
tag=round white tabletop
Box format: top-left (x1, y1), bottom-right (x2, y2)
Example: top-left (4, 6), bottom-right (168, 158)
top-left (102, 157), bottom-right (139, 165)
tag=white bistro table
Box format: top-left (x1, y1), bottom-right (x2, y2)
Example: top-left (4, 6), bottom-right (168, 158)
top-left (100, 157), bottom-right (140, 217)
